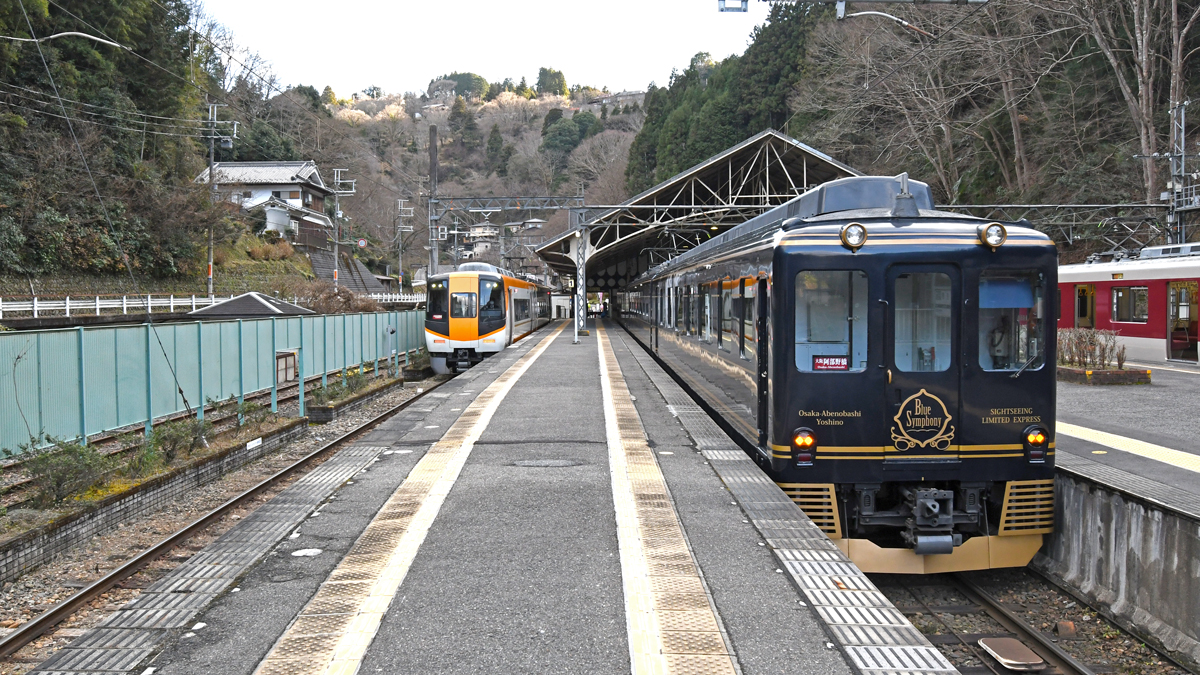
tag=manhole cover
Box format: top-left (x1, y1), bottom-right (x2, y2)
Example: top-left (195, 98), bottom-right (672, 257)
top-left (513, 459), bottom-right (584, 467)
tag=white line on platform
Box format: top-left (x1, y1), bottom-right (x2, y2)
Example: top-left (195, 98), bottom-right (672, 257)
top-left (1057, 422), bottom-right (1200, 474)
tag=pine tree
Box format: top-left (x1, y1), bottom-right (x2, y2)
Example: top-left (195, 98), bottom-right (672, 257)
top-left (600, 103), bottom-right (608, 120)
top-left (486, 124), bottom-right (504, 172)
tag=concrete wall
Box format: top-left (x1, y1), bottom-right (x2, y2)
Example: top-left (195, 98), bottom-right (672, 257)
top-left (1034, 472), bottom-right (1200, 669)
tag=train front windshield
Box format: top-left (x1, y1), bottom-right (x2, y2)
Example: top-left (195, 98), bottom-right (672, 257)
top-left (427, 281), bottom-right (448, 321)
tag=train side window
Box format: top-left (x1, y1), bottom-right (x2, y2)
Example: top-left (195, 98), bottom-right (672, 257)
top-left (702, 286), bottom-right (712, 342)
top-left (742, 280), bottom-right (756, 360)
top-left (720, 282), bottom-right (733, 349)
top-left (514, 298), bottom-right (530, 321)
top-left (978, 271), bottom-right (1044, 371)
top-left (895, 272), bottom-right (952, 372)
top-left (795, 270), bottom-right (867, 372)
top-left (450, 292), bottom-right (477, 318)
top-left (1112, 286), bottom-right (1148, 323)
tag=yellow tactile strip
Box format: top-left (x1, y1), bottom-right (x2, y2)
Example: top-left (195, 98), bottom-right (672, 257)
top-left (253, 325), bottom-right (566, 675)
top-left (1058, 422), bottom-right (1200, 474)
top-left (597, 324), bottom-right (738, 675)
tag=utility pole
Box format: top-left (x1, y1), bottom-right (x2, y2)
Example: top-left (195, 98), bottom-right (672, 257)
top-left (397, 198), bottom-right (414, 290)
top-left (428, 125), bottom-right (439, 274)
top-left (331, 169), bottom-right (357, 288)
top-left (205, 102), bottom-right (222, 296)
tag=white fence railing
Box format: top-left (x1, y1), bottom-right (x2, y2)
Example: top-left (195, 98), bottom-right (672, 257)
top-left (0, 294), bottom-right (229, 319)
top-left (0, 291), bottom-right (426, 319)
top-left (368, 293), bottom-right (426, 304)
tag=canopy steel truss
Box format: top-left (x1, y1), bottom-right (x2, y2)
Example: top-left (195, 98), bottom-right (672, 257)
top-left (946, 203), bottom-right (1176, 256)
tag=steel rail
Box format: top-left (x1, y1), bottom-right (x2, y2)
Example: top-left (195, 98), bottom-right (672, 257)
top-left (952, 574), bottom-right (1096, 675)
top-left (0, 377), bottom-right (446, 659)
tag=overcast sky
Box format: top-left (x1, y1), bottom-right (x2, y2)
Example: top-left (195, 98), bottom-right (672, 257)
top-left (198, 0), bottom-right (773, 98)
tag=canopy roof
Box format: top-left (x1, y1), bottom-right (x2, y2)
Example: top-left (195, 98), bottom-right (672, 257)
top-left (188, 292), bottom-right (314, 318)
top-left (535, 129), bottom-right (858, 291)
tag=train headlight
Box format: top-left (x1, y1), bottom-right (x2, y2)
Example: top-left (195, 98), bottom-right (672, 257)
top-left (978, 222), bottom-right (1007, 250)
top-left (792, 427), bottom-right (816, 466)
top-left (840, 222), bottom-right (868, 251)
top-left (1023, 424), bottom-right (1048, 462)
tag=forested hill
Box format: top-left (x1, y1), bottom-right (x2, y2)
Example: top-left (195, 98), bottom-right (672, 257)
top-left (629, 0), bottom-right (1198, 208)
top-left (626, 4), bottom-right (824, 193)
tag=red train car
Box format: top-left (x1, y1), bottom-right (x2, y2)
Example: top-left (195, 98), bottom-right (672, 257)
top-left (1058, 245), bottom-right (1200, 363)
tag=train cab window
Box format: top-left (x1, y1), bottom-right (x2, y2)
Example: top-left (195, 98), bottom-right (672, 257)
top-left (795, 270), bottom-right (867, 372)
top-left (427, 281), bottom-right (448, 321)
top-left (1112, 287), bottom-right (1148, 323)
top-left (895, 272), bottom-right (952, 372)
top-left (978, 271), bottom-right (1044, 371)
top-left (450, 292), bottom-right (477, 318)
top-left (742, 281), bottom-right (756, 360)
top-left (479, 280), bottom-right (504, 320)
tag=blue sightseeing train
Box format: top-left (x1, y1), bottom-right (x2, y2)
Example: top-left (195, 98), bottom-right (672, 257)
top-left (618, 175), bottom-right (1057, 573)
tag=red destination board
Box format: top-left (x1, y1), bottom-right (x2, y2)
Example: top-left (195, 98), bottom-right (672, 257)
top-left (813, 355), bottom-right (849, 371)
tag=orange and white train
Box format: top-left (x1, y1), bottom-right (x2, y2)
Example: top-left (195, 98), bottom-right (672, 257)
top-left (424, 263), bottom-right (552, 374)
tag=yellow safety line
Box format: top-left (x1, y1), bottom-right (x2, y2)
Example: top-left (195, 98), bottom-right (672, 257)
top-left (1057, 421), bottom-right (1200, 474)
top-left (598, 324), bottom-right (737, 675)
top-left (253, 324), bottom-right (566, 675)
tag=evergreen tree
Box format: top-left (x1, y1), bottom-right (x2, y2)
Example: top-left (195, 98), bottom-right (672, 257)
top-left (486, 124), bottom-right (504, 172)
top-left (600, 103), bottom-right (609, 120)
top-left (542, 108), bottom-right (564, 135)
top-left (321, 85), bottom-right (336, 104)
top-left (536, 67), bottom-right (569, 97)
top-left (515, 77), bottom-right (534, 99)
top-left (448, 96), bottom-right (481, 149)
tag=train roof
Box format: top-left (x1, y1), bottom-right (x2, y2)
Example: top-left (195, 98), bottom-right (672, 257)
top-left (1060, 253), bottom-right (1200, 281)
top-left (429, 262), bottom-right (550, 287)
top-left (637, 175), bottom-right (1010, 281)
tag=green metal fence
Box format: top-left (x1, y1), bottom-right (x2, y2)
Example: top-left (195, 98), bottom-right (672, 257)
top-left (0, 311), bottom-right (425, 457)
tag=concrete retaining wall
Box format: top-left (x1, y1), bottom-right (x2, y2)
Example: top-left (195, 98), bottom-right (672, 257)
top-left (1033, 472), bottom-right (1200, 669)
top-left (0, 419), bottom-right (308, 583)
top-left (307, 379), bottom-right (405, 424)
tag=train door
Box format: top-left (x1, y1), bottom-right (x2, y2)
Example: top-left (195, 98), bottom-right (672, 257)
top-left (1075, 284), bottom-right (1095, 328)
top-left (885, 265), bottom-right (961, 458)
top-left (1168, 281), bottom-right (1198, 361)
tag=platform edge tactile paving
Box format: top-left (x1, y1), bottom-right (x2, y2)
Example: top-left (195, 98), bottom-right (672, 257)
top-left (615, 327), bottom-right (959, 675)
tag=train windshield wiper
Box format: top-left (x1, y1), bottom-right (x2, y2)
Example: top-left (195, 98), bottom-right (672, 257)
top-left (1010, 353), bottom-right (1041, 379)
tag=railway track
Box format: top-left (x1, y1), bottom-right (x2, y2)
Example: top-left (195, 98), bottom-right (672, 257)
top-left (883, 573), bottom-right (1094, 675)
top-left (0, 374), bottom-right (446, 661)
top-left (878, 571), bottom-right (1191, 675)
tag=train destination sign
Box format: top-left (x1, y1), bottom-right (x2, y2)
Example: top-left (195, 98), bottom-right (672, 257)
top-left (813, 355), bottom-right (849, 371)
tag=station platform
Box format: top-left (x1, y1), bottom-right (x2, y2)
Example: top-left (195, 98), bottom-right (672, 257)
top-left (30, 320), bottom-right (952, 675)
top-left (1055, 362), bottom-right (1200, 519)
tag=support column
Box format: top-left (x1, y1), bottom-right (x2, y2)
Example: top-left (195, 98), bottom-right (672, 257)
top-left (77, 327), bottom-right (86, 444)
top-left (237, 319), bottom-right (245, 426)
top-left (298, 318), bottom-right (306, 418)
top-left (270, 318), bottom-right (278, 413)
top-left (197, 322), bottom-right (204, 420)
top-left (144, 324), bottom-right (153, 438)
top-left (572, 207), bottom-right (589, 343)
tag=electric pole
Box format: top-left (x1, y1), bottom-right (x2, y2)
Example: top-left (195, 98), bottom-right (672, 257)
top-left (428, 125), bottom-right (439, 274)
top-left (397, 198), bottom-right (414, 291)
top-left (206, 102), bottom-right (230, 300)
top-left (331, 169), bottom-right (357, 288)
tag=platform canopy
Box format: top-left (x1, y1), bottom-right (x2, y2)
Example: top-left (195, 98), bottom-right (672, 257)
top-left (536, 129), bottom-right (859, 292)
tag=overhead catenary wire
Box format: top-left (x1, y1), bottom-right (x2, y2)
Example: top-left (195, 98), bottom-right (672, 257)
top-left (0, 81), bottom-right (231, 128)
top-left (0, 30), bottom-right (126, 49)
top-left (14, 0), bottom-right (197, 422)
top-left (0, 99), bottom-right (225, 137)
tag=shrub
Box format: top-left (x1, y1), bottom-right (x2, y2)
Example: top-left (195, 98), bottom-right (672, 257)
top-left (345, 369), bottom-right (368, 393)
top-left (1057, 328), bottom-right (1122, 369)
top-left (151, 417), bottom-right (212, 463)
top-left (237, 399), bottom-right (270, 431)
top-left (309, 381), bottom-right (346, 406)
top-left (23, 439), bottom-right (110, 505)
top-left (125, 440), bottom-right (164, 478)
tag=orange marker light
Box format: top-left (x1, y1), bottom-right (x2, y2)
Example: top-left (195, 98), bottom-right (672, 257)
top-left (794, 432), bottom-right (815, 447)
top-left (1026, 431), bottom-right (1046, 446)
